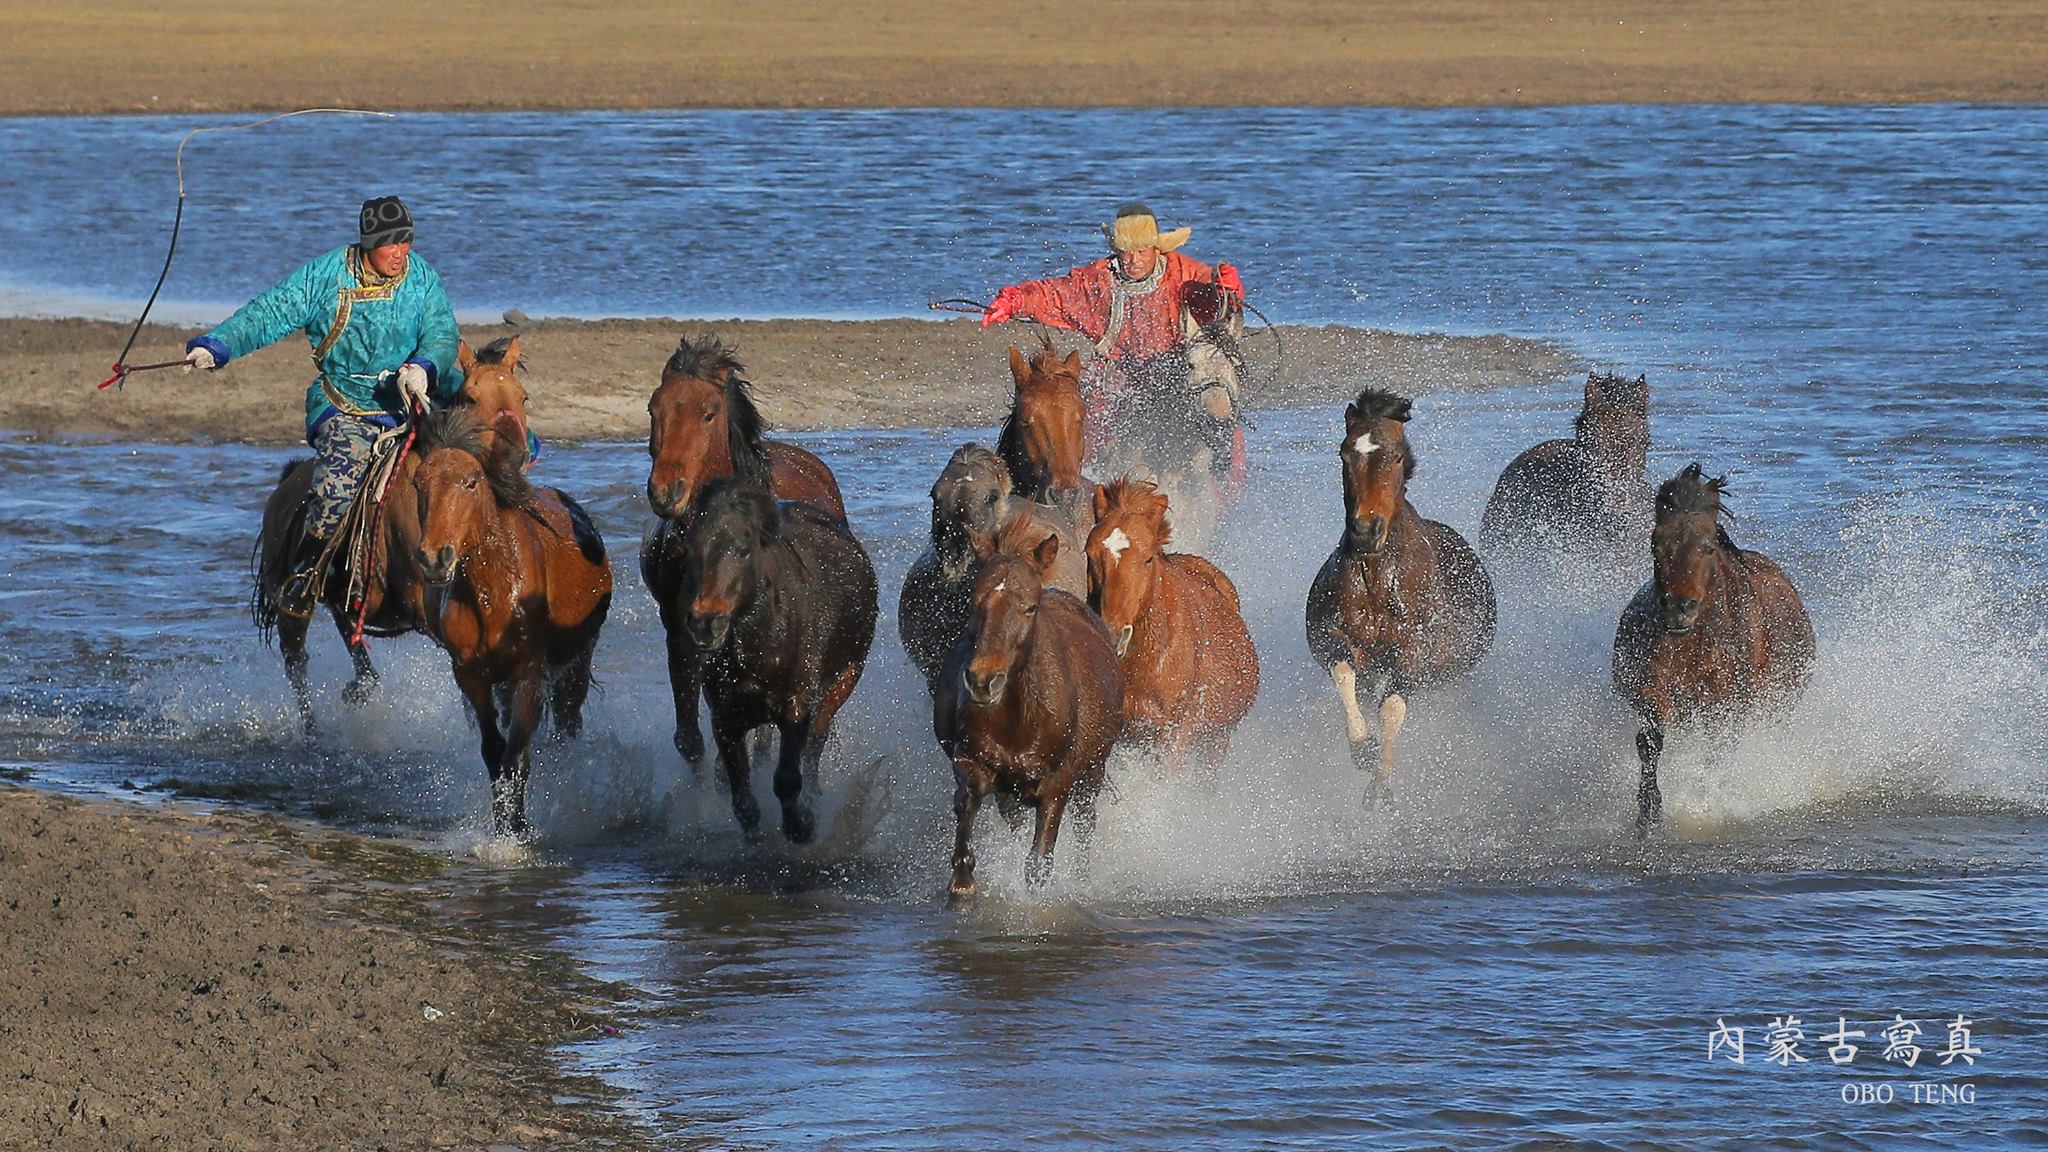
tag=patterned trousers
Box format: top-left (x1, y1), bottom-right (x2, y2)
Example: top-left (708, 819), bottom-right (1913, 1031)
top-left (306, 412), bottom-right (391, 538)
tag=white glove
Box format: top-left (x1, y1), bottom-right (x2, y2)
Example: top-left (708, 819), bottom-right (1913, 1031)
top-left (396, 363), bottom-right (431, 412)
top-left (184, 346), bottom-right (216, 372)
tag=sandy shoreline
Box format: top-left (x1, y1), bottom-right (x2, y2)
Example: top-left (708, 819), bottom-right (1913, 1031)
top-left (0, 785), bottom-right (644, 1150)
top-left (2, 1), bottom-right (2043, 115)
top-left (1, 315), bottom-right (1577, 445)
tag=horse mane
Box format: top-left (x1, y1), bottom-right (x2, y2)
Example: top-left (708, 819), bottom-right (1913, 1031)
top-left (414, 407), bottom-right (543, 516)
top-left (473, 336), bottom-right (522, 367)
top-left (988, 507), bottom-right (1057, 561)
top-left (1098, 476), bottom-right (1172, 549)
top-left (697, 476), bottom-right (781, 541)
top-left (1347, 388), bottom-right (1418, 479)
top-left (667, 334), bottom-right (771, 485)
top-left (945, 442), bottom-right (1009, 483)
top-left (1657, 463), bottom-right (1740, 550)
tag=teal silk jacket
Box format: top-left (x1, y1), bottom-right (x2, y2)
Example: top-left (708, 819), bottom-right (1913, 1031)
top-left (187, 246), bottom-right (463, 433)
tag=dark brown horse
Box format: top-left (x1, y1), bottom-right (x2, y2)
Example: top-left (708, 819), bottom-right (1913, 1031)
top-left (408, 408), bottom-right (613, 837)
top-left (936, 520), bottom-right (1124, 905)
top-left (1612, 464), bottom-right (1815, 831)
top-left (999, 343), bottom-right (1095, 539)
top-left (898, 444), bottom-right (1086, 698)
top-left (1084, 477), bottom-right (1259, 767)
top-left (641, 334), bottom-right (848, 768)
top-left (1479, 372), bottom-right (1653, 565)
top-left (679, 479), bottom-right (878, 844)
top-left (253, 338), bottom-right (528, 731)
top-left (1305, 389), bottom-right (1497, 805)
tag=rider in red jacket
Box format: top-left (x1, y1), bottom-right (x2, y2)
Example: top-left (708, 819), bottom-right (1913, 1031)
top-left (983, 203), bottom-right (1247, 488)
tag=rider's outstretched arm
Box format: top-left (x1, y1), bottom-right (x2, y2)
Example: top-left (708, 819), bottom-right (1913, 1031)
top-left (987, 265), bottom-right (1106, 337)
top-left (184, 253), bottom-right (326, 368)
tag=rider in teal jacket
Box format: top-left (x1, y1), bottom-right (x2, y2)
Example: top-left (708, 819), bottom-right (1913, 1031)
top-left (185, 196), bottom-right (464, 617)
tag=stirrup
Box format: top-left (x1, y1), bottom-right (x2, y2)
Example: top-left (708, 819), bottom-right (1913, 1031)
top-left (278, 568), bottom-right (320, 619)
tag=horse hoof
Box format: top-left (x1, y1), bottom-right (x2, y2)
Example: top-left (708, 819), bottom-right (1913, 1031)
top-left (675, 729), bottom-right (706, 767)
top-left (782, 808), bottom-right (817, 846)
top-left (341, 678), bottom-right (377, 709)
top-left (947, 883), bottom-right (977, 910)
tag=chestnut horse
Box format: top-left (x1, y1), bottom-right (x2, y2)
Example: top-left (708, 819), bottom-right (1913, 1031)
top-left (409, 408), bottom-right (613, 837)
top-left (1480, 371), bottom-right (1653, 566)
top-left (899, 444), bottom-right (1085, 698)
top-left (641, 334), bottom-right (847, 768)
top-left (1305, 389), bottom-right (1497, 805)
top-left (1612, 464), bottom-right (1815, 831)
top-left (253, 338), bottom-right (528, 731)
top-left (1084, 478), bottom-right (1259, 767)
top-left (936, 521), bottom-right (1124, 904)
top-left (679, 479), bottom-right (878, 844)
top-left (999, 343), bottom-right (1095, 539)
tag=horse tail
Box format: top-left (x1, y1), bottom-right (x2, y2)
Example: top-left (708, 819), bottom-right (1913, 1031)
top-left (250, 531), bottom-right (279, 648)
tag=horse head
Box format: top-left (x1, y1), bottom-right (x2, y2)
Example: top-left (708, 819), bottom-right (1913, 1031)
top-left (1650, 462), bottom-right (1735, 635)
top-left (1340, 388), bottom-right (1416, 556)
top-left (1000, 342), bottom-right (1087, 502)
top-left (455, 337), bottom-right (530, 456)
top-left (961, 516), bottom-right (1064, 708)
top-left (647, 334), bottom-right (768, 520)
top-left (1578, 371), bottom-right (1651, 477)
top-left (1086, 477), bottom-right (1172, 658)
top-left (410, 408), bottom-right (539, 586)
top-left (931, 444), bottom-right (1013, 583)
top-left (682, 479), bottom-right (780, 651)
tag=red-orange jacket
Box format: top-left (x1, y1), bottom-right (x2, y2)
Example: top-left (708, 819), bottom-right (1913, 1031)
top-left (1008, 251), bottom-right (1222, 362)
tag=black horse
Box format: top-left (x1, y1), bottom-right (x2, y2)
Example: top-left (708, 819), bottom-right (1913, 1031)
top-left (676, 479), bottom-right (878, 843)
top-left (1479, 371), bottom-right (1653, 569)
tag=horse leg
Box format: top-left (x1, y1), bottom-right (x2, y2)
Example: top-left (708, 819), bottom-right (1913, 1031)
top-left (662, 614), bottom-right (708, 770)
top-left (948, 760), bottom-right (991, 907)
top-left (710, 715), bottom-right (763, 841)
top-left (278, 610), bottom-right (316, 736)
top-left (330, 606), bottom-right (378, 708)
top-left (1373, 694), bottom-right (1408, 809)
top-left (1025, 791), bottom-right (1070, 888)
top-left (1635, 727), bottom-right (1665, 835)
top-left (773, 716), bottom-right (817, 846)
top-left (1330, 660), bottom-right (1380, 782)
top-left (453, 667), bottom-right (511, 834)
top-left (547, 640), bottom-right (596, 741)
top-left (496, 671), bottom-right (545, 839)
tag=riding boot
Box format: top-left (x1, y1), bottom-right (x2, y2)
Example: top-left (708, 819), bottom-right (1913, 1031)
top-left (278, 529), bottom-right (333, 619)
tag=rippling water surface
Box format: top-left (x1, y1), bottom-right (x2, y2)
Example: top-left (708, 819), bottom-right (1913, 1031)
top-left (1, 105), bottom-right (2045, 1147)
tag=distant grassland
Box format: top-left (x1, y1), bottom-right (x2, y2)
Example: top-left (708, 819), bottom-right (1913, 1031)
top-left (1, 1), bottom-right (2042, 115)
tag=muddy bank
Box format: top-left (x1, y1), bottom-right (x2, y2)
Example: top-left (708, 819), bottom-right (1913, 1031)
top-left (2, 1), bottom-right (2042, 114)
top-left (0, 786), bottom-right (644, 1150)
top-left (1, 315), bottom-right (1575, 445)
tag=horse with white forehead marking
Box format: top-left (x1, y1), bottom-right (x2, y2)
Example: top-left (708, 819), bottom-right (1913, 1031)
top-left (1085, 477), bottom-right (1259, 769)
top-left (1305, 389), bottom-right (1497, 806)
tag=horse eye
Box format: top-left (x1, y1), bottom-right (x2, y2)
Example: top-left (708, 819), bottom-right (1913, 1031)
top-left (702, 409), bottom-right (718, 423)
top-left (983, 492), bottom-right (1000, 506)
top-left (1025, 604), bottom-right (1038, 616)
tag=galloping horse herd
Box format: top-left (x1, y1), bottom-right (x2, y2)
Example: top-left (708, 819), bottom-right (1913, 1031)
top-left (254, 334), bottom-right (1817, 903)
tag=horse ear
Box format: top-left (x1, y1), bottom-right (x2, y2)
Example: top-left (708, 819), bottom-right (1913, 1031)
top-left (1032, 531), bottom-right (1061, 575)
top-left (501, 335), bottom-right (522, 371)
top-left (1008, 346), bottom-right (1030, 385)
top-left (1148, 489), bottom-right (1172, 525)
top-left (488, 412), bottom-right (528, 471)
top-left (1092, 484), bottom-right (1111, 520)
top-left (457, 341), bottom-right (477, 376)
top-left (1063, 350), bottom-right (1082, 373)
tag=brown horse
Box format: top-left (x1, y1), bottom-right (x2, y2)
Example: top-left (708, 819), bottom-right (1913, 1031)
top-left (999, 343), bottom-right (1095, 539)
top-left (1084, 478), bottom-right (1259, 767)
top-left (253, 338), bottom-right (527, 731)
top-left (680, 479), bottom-right (878, 844)
top-left (641, 334), bottom-right (848, 768)
top-left (898, 444), bottom-right (1085, 698)
top-left (409, 408), bottom-right (613, 837)
top-left (1480, 371), bottom-right (1654, 567)
top-left (1305, 389), bottom-right (1497, 805)
top-left (936, 520), bottom-right (1124, 905)
top-left (1612, 464), bottom-right (1815, 831)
